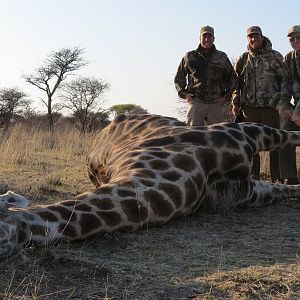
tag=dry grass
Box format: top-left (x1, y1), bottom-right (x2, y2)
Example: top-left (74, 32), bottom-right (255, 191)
top-left (0, 124), bottom-right (94, 203)
top-left (1, 123), bottom-right (300, 299)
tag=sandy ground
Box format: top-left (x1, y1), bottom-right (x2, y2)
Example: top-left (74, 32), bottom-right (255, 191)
top-left (1, 198), bottom-right (300, 299)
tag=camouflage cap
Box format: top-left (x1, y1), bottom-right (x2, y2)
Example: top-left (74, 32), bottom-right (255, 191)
top-left (247, 26), bottom-right (262, 36)
top-left (287, 25), bottom-right (300, 37)
top-left (200, 25), bottom-right (214, 36)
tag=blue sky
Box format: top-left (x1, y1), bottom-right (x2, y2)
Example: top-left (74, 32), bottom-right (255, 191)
top-left (0, 0), bottom-right (299, 119)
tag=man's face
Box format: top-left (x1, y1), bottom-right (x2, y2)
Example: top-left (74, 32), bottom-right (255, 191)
top-left (289, 34), bottom-right (300, 54)
top-left (200, 33), bottom-right (214, 49)
top-left (247, 33), bottom-right (263, 49)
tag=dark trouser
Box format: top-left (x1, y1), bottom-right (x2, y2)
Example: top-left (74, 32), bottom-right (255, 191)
top-left (242, 105), bottom-right (280, 181)
top-left (279, 119), bottom-right (299, 180)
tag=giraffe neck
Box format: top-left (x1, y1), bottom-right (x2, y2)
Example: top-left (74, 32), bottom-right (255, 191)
top-left (12, 181), bottom-right (181, 246)
top-left (12, 208), bottom-right (62, 246)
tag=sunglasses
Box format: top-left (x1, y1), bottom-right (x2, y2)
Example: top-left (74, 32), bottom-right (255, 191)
top-left (289, 36), bottom-right (300, 43)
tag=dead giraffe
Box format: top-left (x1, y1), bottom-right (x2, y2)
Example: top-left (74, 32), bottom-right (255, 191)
top-left (1, 114), bottom-right (300, 258)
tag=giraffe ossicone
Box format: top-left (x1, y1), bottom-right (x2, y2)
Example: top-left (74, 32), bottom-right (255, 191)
top-left (1, 113), bottom-right (300, 258)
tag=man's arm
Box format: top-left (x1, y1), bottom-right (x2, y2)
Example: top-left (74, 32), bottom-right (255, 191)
top-left (231, 54), bottom-right (245, 115)
top-left (277, 54), bottom-right (295, 121)
top-left (174, 56), bottom-right (189, 99)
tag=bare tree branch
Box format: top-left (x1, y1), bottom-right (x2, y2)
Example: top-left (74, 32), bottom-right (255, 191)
top-left (22, 47), bottom-right (87, 128)
top-left (59, 76), bottom-right (109, 133)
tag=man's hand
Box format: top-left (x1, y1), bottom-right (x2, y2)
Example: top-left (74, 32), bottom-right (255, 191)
top-left (292, 111), bottom-right (300, 127)
top-left (185, 94), bottom-right (193, 104)
top-left (280, 108), bottom-right (293, 120)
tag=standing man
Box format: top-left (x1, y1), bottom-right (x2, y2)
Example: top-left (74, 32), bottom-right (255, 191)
top-left (277, 25), bottom-right (300, 185)
top-left (174, 25), bottom-right (236, 126)
top-left (231, 26), bottom-right (283, 182)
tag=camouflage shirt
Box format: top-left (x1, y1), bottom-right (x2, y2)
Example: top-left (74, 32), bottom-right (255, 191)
top-left (277, 50), bottom-right (300, 113)
top-left (232, 37), bottom-right (283, 108)
top-left (174, 44), bottom-right (236, 103)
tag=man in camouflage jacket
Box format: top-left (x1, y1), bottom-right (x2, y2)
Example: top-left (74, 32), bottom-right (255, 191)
top-left (231, 26), bottom-right (283, 182)
top-left (276, 25), bottom-right (300, 185)
top-left (174, 25), bottom-right (236, 126)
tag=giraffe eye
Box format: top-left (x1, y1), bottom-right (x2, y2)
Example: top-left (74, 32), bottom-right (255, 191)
top-left (7, 198), bottom-right (16, 203)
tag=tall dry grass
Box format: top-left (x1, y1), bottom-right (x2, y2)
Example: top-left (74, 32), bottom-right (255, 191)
top-left (0, 123), bottom-right (96, 204)
top-left (1, 123), bottom-right (300, 204)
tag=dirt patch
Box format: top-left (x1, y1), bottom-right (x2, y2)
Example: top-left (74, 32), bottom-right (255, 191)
top-left (1, 200), bottom-right (300, 299)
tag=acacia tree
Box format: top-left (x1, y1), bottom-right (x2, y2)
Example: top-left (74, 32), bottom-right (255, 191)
top-left (109, 103), bottom-right (148, 117)
top-left (0, 87), bottom-right (31, 127)
top-left (59, 76), bottom-right (109, 133)
top-left (23, 47), bottom-right (87, 128)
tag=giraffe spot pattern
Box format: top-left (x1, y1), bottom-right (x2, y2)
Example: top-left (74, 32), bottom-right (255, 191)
top-left (121, 199), bottom-right (148, 223)
top-left (148, 151), bottom-right (170, 159)
top-left (138, 179), bottom-right (155, 187)
top-left (158, 182), bottom-right (182, 208)
top-left (243, 144), bottom-right (253, 162)
top-left (117, 190), bottom-right (136, 198)
top-left (144, 189), bottom-right (174, 217)
top-left (179, 131), bottom-right (208, 145)
top-left (31, 224), bottom-right (48, 236)
top-left (210, 131), bottom-right (240, 149)
top-left (47, 206), bottom-right (76, 222)
top-left (272, 131), bottom-right (280, 145)
top-left (140, 136), bottom-right (177, 147)
top-left (59, 223), bottom-right (77, 238)
top-left (94, 186), bottom-right (113, 195)
top-left (37, 211), bottom-right (58, 222)
top-left (196, 148), bottom-right (217, 174)
top-left (228, 129), bottom-right (245, 141)
top-left (184, 178), bottom-right (198, 208)
top-left (172, 154), bottom-right (196, 172)
top-left (161, 171), bottom-right (182, 182)
top-left (149, 159), bottom-right (170, 171)
top-left (191, 172), bottom-right (204, 191)
top-left (97, 211), bottom-right (121, 226)
top-left (90, 198), bottom-right (114, 210)
top-left (76, 204), bottom-right (92, 212)
top-left (80, 214), bottom-right (102, 235)
top-left (221, 152), bottom-right (244, 171)
top-left (138, 169), bottom-right (156, 178)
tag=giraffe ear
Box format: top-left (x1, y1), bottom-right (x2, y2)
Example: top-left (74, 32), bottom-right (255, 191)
top-left (0, 191), bottom-right (29, 210)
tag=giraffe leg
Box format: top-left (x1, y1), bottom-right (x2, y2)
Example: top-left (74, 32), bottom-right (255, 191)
top-left (206, 180), bottom-right (300, 211)
top-left (233, 180), bottom-right (300, 208)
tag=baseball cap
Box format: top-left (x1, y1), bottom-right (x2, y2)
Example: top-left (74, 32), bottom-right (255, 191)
top-left (287, 25), bottom-right (300, 37)
top-left (200, 25), bottom-right (214, 36)
top-left (247, 26), bottom-right (262, 36)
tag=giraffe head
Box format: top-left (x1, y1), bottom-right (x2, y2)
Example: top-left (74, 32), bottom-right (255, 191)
top-left (0, 191), bottom-right (29, 258)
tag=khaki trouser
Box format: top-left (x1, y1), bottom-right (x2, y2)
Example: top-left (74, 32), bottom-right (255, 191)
top-left (242, 105), bottom-right (280, 181)
top-left (186, 99), bottom-right (225, 126)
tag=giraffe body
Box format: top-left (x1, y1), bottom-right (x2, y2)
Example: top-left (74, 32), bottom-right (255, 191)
top-left (1, 114), bottom-right (300, 257)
